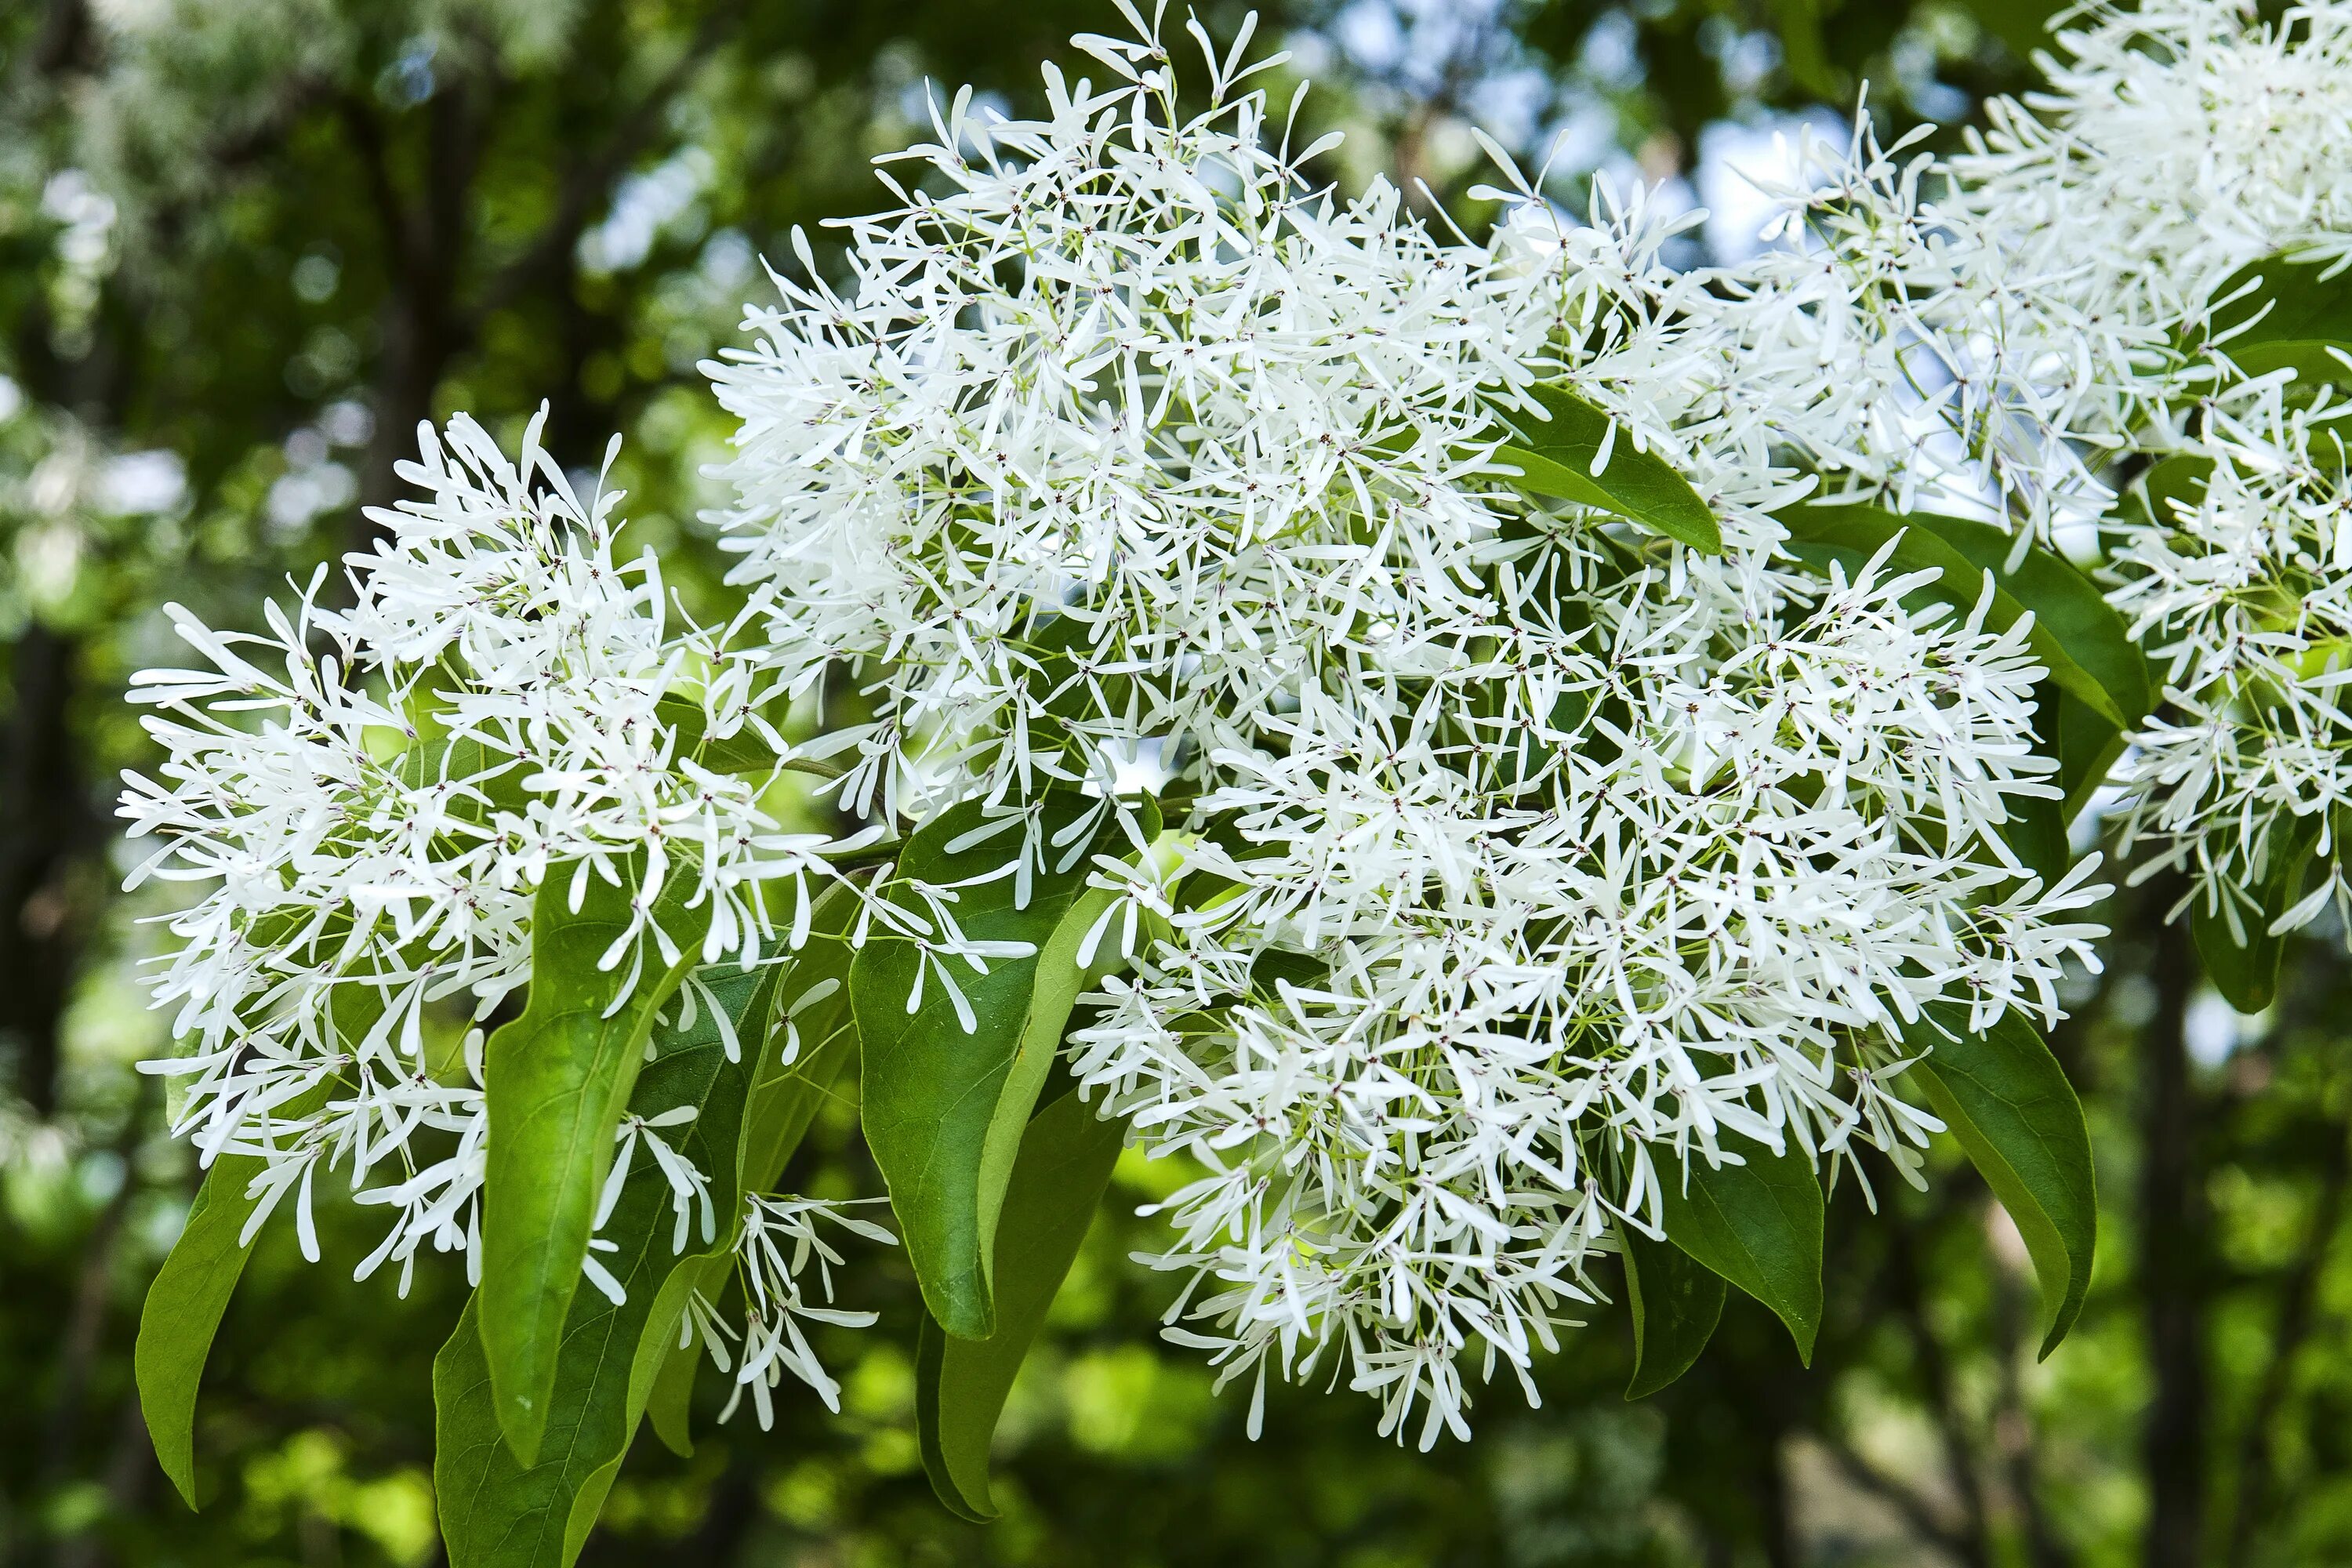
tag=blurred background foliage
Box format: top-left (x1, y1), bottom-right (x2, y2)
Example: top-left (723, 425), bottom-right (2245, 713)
top-left (3, 2), bottom-right (2338, 1565)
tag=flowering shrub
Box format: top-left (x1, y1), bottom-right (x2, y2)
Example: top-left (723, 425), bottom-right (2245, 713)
top-left (118, 2), bottom-right (2352, 1562)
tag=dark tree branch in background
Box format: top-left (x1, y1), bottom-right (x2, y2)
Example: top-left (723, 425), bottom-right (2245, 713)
top-left (2224, 1102), bottom-right (2351, 1568)
top-left (51, 1397), bottom-right (154, 1568)
top-left (471, 0), bottom-right (746, 328)
top-left (340, 79), bottom-right (480, 549)
top-left (1987, 1229), bottom-right (2074, 1568)
top-left (1820, 1434), bottom-right (1978, 1565)
top-left (39, 1079), bottom-right (156, 1559)
top-left (0, 625), bottom-right (97, 1115)
top-left (346, 0), bottom-right (743, 561)
top-left (2140, 891), bottom-right (2209, 1568)
top-left (23, 0), bottom-right (91, 84)
top-left (1886, 1215), bottom-right (1994, 1565)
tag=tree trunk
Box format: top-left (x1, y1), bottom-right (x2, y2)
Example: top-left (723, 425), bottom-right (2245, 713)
top-left (1, 622), bottom-right (93, 1116)
top-left (2140, 902), bottom-right (2208, 1568)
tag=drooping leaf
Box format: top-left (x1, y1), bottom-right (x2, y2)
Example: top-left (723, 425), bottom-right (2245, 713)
top-left (136, 1074), bottom-right (338, 1508)
top-left (2193, 816), bottom-right (2325, 1014)
top-left (435, 962), bottom-right (767, 1568)
top-left (649, 887), bottom-right (865, 1459)
top-left (1777, 503), bottom-right (2128, 728)
top-left (2132, 454), bottom-right (2214, 532)
top-left (1896, 509), bottom-right (2150, 730)
top-left (1659, 1132), bottom-right (1824, 1363)
top-left (653, 694), bottom-right (782, 775)
top-left (2206, 253), bottom-right (2352, 416)
top-left (2210, 252), bottom-right (2352, 349)
top-left (739, 889), bottom-right (866, 1201)
top-left (480, 861), bottom-right (712, 1465)
top-left (1617, 1218), bottom-right (1726, 1401)
top-left (1910, 1004), bottom-right (2097, 1359)
top-left (1497, 383), bottom-right (1723, 554)
top-left (2053, 688), bottom-right (2129, 826)
top-left (917, 1086), bottom-right (1128, 1520)
top-left (1998, 695), bottom-right (2076, 887)
top-left (853, 793), bottom-right (1155, 1340)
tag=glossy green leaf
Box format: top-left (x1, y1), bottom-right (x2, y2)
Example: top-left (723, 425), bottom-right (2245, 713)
top-left (1998, 691), bottom-right (2077, 887)
top-left (481, 862), bottom-right (712, 1465)
top-left (1777, 503), bottom-right (2127, 728)
top-left (435, 962), bottom-right (766, 1568)
top-left (2211, 252), bottom-right (2352, 349)
top-left (136, 1076), bottom-right (338, 1508)
top-left (652, 694), bottom-right (782, 774)
top-left (2193, 816), bottom-right (2325, 1014)
top-left (2228, 340), bottom-right (2352, 420)
top-left (2205, 253), bottom-right (2352, 417)
top-left (1659, 1132), bottom-right (1824, 1364)
top-left (2053, 688), bottom-right (2129, 826)
top-left (854, 794), bottom-right (1153, 1340)
top-left (2132, 454), bottom-right (2214, 530)
top-left (739, 891), bottom-right (866, 1202)
top-left (1617, 1218), bottom-right (1726, 1401)
top-left (1497, 383), bottom-right (1723, 554)
top-left (918, 1086), bottom-right (1128, 1520)
top-left (1911, 1004), bottom-right (2097, 1359)
top-left (1896, 509), bottom-right (2150, 729)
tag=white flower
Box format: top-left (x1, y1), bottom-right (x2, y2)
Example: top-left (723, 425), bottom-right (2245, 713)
top-left (713, 1194), bottom-right (897, 1425)
top-left (710, 12), bottom-right (2109, 1443)
top-left (1769, 0), bottom-right (2352, 943)
top-left (124, 3), bottom-right (2160, 1449)
top-left (122, 412), bottom-right (868, 1287)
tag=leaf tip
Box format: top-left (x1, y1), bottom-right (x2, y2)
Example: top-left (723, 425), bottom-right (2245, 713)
top-left (1789, 1311), bottom-right (1821, 1368)
top-left (157, 1444), bottom-right (201, 1511)
top-left (498, 1392), bottom-right (548, 1468)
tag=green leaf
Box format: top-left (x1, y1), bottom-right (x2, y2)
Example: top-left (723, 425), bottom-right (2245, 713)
top-left (2053, 688), bottom-right (2129, 827)
top-left (2193, 816), bottom-right (2325, 1014)
top-left (652, 694), bottom-right (781, 775)
top-left (2227, 340), bottom-right (2352, 421)
top-left (1996, 688), bottom-right (2077, 887)
top-left (435, 962), bottom-right (767, 1568)
top-left (136, 1075), bottom-right (338, 1508)
top-left (1910, 1004), bottom-right (2097, 1359)
top-left (853, 794), bottom-right (1152, 1340)
top-left (2211, 252), bottom-right (2352, 348)
top-left (1617, 1218), bottom-right (1726, 1401)
top-left (2132, 454), bottom-right (2214, 531)
top-left (649, 887), bottom-right (866, 1459)
top-left (481, 861), bottom-right (712, 1465)
top-left (1658, 1131), bottom-right (1824, 1364)
top-left (1497, 383), bottom-right (1723, 554)
top-left (2207, 254), bottom-right (2352, 417)
top-left (917, 1087), bottom-right (1127, 1520)
top-left (739, 889), bottom-right (866, 1200)
top-left (1777, 503), bottom-right (2129, 728)
top-left (1896, 509), bottom-right (2150, 729)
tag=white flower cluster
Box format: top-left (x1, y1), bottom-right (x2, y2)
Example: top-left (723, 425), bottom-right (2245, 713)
top-left (1769, 0), bottom-right (2352, 943)
top-left (679, 1194), bottom-right (898, 1425)
top-left (1747, 0), bottom-right (2352, 537)
top-left (123, 411), bottom-right (855, 1286)
top-left (704, 11), bottom-right (2103, 1443)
